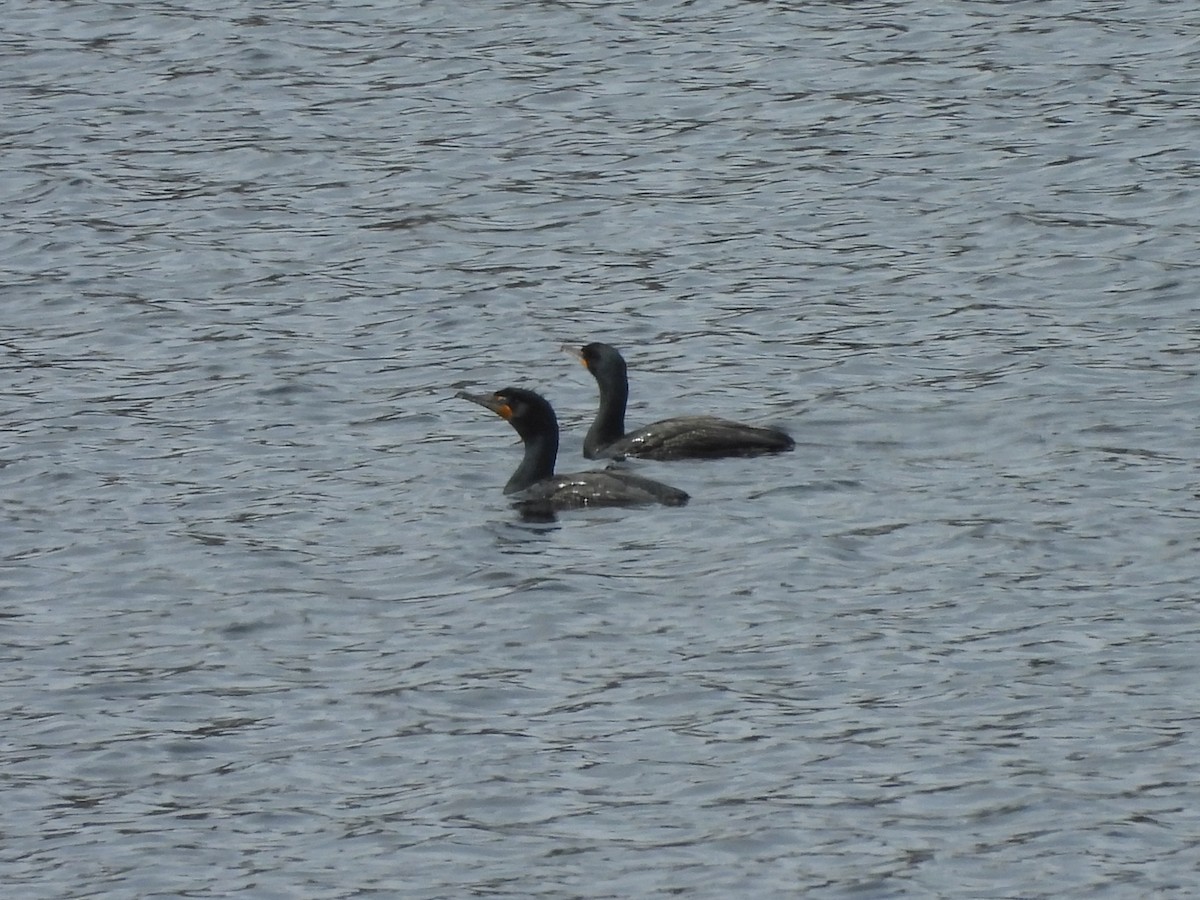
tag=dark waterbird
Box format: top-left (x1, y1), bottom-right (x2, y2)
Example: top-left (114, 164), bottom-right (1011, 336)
top-left (565, 342), bottom-right (795, 461)
top-left (456, 387), bottom-right (689, 517)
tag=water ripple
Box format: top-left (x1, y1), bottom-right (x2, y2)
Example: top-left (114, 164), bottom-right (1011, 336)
top-left (4, 0), bottom-right (1199, 897)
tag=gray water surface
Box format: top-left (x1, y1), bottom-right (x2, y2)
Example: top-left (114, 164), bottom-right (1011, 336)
top-left (4, 1), bottom-right (1199, 897)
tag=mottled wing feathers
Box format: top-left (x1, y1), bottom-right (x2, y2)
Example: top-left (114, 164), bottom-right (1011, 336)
top-left (599, 416), bottom-right (794, 461)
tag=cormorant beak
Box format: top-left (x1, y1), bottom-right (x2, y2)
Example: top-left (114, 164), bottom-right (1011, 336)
top-left (560, 343), bottom-right (587, 368)
top-left (456, 390), bottom-right (513, 420)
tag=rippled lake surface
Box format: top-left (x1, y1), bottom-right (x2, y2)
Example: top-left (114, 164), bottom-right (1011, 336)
top-left (4, 1), bottom-right (1199, 896)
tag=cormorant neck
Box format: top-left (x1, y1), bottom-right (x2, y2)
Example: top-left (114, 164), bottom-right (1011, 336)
top-left (584, 372), bottom-right (628, 459)
top-left (505, 426), bottom-right (558, 494)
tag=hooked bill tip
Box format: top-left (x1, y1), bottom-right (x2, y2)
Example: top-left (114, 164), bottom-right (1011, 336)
top-left (560, 343), bottom-right (588, 368)
top-left (457, 390), bottom-right (513, 420)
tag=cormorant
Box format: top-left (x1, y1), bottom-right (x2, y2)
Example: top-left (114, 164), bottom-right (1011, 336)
top-left (565, 342), bottom-right (795, 460)
top-left (457, 387), bottom-right (689, 516)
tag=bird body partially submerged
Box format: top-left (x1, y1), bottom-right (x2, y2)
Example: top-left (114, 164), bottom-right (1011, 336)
top-left (592, 414), bottom-right (793, 461)
top-left (511, 469), bottom-right (689, 511)
top-left (566, 342), bottom-right (795, 461)
top-left (456, 387), bottom-right (688, 515)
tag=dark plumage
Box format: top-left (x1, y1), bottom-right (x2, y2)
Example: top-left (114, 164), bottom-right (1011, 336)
top-left (566, 342), bottom-right (795, 461)
top-left (456, 387), bottom-right (689, 516)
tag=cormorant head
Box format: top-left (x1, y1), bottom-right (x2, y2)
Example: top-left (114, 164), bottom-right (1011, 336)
top-left (457, 387), bottom-right (557, 443)
top-left (576, 342), bottom-right (627, 385)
